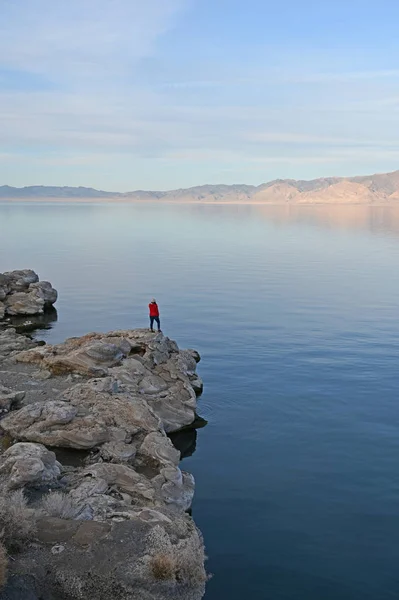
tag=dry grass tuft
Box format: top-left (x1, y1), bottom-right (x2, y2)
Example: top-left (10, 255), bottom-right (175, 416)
top-left (41, 491), bottom-right (78, 519)
top-left (174, 532), bottom-right (210, 585)
top-left (0, 489), bottom-right (36, 551)
top-left (147, 523), bottom-right (210, 585)
top-left (150, 553), bottom-right (177, 581)
top-left (0, 433), bottom-right (14, 452)
top-left (0, 543), bottom-right (8, 590)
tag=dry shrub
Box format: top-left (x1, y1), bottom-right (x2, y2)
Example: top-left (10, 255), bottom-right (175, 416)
top-left (41, 491), bottom-right (78, 519)
top-left (0, 433), bottom-right (14, 453)
top-left (0, 543), bottom-right (8, 590)
top-left (147, 523), bottom-right (209, 585)
top-left (174, 531), bottom-right (209, 585)
top-left (150, 554), bottom-right (176, 581)
top-left (0, 489), bottom-right (35, 551)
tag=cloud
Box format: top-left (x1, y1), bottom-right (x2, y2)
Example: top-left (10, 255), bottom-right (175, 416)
top-left (1, 0), bottom-right (399, 188)
top-left (0, 0), bottom-right (187, 82)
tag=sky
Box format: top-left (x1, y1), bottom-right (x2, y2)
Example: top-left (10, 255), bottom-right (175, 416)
top-left (1, 0), bottom-right (399, 191)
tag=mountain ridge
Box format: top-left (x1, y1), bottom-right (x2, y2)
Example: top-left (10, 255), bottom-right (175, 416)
top-left (2, 169), bottom-right (399, 203)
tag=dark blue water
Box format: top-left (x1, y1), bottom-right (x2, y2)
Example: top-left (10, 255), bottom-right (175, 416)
top-left (1, 202), bottom-right (399, 599)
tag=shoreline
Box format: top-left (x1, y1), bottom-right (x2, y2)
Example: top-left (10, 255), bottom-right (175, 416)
top-left (2, 197), bottom-right (399, 207)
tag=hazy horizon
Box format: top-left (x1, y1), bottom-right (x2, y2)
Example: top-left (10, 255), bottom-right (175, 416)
top-left (2, 166), bottom-right (399, 195)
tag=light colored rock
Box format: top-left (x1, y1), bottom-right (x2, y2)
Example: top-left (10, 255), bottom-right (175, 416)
top-left (142, 381), bottom-right (197, 433)
top-left (5, 289), bottom-right (45, 316)
top-left (0, 327), bottom-right (37, 358)
top-left (1, 382), bottom-right (162, 450)
top-left (44, 341), bottom-right (126, 376)
top-left (140, 432), bottom-right (180, 467)
top-left (29, 281), bottom-right (58, 306)
top-left (157, 466), bottom-right (195, 512)
top-left (32, 369), bottom-right (52, 380)
top-left (99, 441), bottom-right (137, 462)
top-left (0, 325), bottom-right (207, 599)
top-left (83, 463), bottom-right (156, 502)
top-left (176, 350), bottom-right (199, 377)
top-left (14, 346), bottom-right (48, 364)
top-left (0, 442), bottom-right (61, 489)
top-left (0, 270), bottom-right (57, 320)
top-left (0, 399), bottom-right (107, 449)
top-left (0, 384), bottom-right (25, 412)
top-left (139, 373), bottom-right (168, 395)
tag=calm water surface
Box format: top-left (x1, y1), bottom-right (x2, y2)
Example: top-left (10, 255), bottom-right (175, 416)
top-left (1, 202), bottom-right (399, 600)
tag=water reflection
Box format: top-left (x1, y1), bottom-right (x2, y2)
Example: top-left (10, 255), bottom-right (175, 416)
top-left (254, 205), bottom-right (399, 237)
top-left (6, 307), bottom-right (58, 334)
top-left (169, 417), bottom-right (208, 460)
top-left (170, 428), bottom-right (198, 460)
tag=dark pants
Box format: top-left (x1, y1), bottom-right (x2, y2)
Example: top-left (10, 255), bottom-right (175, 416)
top-left (150, 316), bottom-right (161, 331)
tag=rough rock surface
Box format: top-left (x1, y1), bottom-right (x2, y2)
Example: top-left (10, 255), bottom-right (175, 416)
top-left (0, 326), bottom-right (207, 600)
top-left (0, 442), bottom-right (61, 489)
top-left (0, 270), bottom-right (57, 318)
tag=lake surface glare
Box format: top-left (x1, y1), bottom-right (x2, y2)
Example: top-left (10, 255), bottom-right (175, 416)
top-left (1, 202), bottom-right (399, 600)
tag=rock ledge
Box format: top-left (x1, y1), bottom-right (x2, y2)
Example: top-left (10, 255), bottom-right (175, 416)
top-left (0, 326), bottom-right (207, 600)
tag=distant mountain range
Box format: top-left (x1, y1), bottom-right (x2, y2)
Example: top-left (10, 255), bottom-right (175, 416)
top-left (2, 170), bottom-right (399, 204)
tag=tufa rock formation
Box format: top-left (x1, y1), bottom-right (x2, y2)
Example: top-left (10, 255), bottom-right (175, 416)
top-left (0, 326), bottom-right (208, 600)
top-left (0, 270), bottom-right (57, 320)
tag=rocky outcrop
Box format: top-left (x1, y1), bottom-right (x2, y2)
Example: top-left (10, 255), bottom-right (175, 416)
top-left (0, 443), bottom-right (61, 490)
top-left (0, 327), bottom-right (38, 359)
top-left (13, 329), bottom-right (200, 431)
top-left (0, 326), bottom-right (207, 599)
top-left (0, 270), bottom-right (57, 318)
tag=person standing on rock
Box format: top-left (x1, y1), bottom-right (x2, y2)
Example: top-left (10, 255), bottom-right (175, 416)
top-left (149, 299), bottom-right (161, 333)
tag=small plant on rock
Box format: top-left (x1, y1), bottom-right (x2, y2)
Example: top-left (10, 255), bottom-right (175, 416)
top-left (150, 554), bottom-right (177, 581)
top-left (41, 491), bottom-right (78, 519)
top-left (0, 489), bottom-right (35, 551)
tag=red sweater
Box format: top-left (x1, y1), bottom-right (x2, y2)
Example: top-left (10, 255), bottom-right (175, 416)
top-left (149, 302), bottom-right (159, 317)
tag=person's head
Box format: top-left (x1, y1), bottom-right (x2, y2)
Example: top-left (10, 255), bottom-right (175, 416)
top-left (151, 298), bottom-right (156, 303)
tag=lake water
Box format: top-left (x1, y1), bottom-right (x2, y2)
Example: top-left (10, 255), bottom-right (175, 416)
top-left (1, 202), bottom-right (399, 600)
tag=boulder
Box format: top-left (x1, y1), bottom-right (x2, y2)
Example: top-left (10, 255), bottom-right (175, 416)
top-left (0, 327), bottom-right (37, 359)
top-left (156, 466), bottom-right (195, 512)
top-left (29, 281), bottom-right (58, 306)
top-left (0, 385), bottom-right (25, 413)
top-left (139, 432), bottom-right (180, 468)
top-left (0, 382), bottom-right (162, 450)
top-left (0, 442), bottom-right (61, 489)
top-left (0, 270), bottom-right (57, 320)
top-left (5, 290), bottom-right (45, 316)
top-left (44, 341), bottom-right (127, 376)
top-left (3, 270), bottom-right (39, 291)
